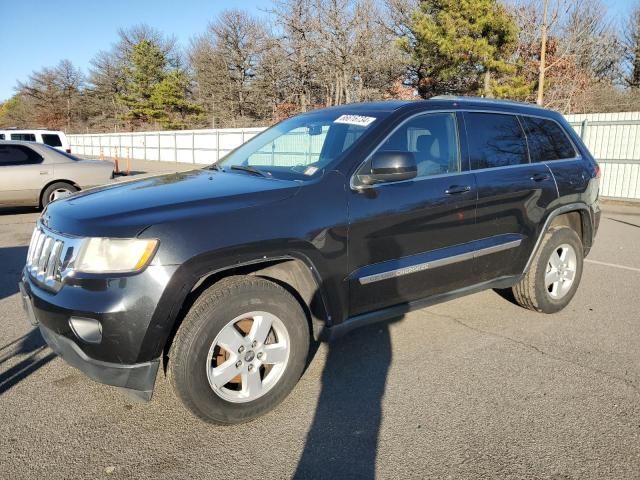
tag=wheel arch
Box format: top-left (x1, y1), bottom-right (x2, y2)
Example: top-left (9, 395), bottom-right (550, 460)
top-left (155, 253), bottom-right (332, 371)
top-left (524, 203), bottom-right (594, 274)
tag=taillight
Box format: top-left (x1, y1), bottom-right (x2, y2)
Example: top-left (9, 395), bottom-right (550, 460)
top-left (66, 148), bottom-right (71, 154)
top-left (594, 163), bottom-right (601, 178)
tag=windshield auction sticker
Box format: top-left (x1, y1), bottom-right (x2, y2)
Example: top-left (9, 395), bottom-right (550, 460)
top-left (334, 115), bottom-right (376, 127)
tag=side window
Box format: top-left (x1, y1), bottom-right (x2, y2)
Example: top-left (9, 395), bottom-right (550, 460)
top-left (0, 145), bottom-right (43, 166)
top-left (10, 133), bottom-right (36, 142)
top-left (464, 113), bottom-right (529, 169)
top-left (521, 116), bottom-right (576, 162)
top-left (42, 134), bottom-right (63, 147)
top-left (377, 113), bottom-right (460, 177)
top-left (0, 134), bottom-right (4, 140)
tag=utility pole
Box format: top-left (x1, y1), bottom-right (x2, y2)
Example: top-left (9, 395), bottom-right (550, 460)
top-left (537, 0), bottom-right (549, 106)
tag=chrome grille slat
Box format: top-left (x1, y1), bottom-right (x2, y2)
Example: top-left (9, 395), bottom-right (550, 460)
top-left (31, 233), bottom-right (46, 269)
top-left (46, 240), bottom-right (63, 279)
top-left (37, 237), bottom-right (53, 277)
top-left (25, 224), bottom-right (77, 292)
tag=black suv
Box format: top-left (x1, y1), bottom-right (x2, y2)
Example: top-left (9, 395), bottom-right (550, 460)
top-left (19, 98), bottom-right (600, 424)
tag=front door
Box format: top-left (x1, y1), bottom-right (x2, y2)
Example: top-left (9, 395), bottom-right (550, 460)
top-left (347, 112), bottom-right (480, 317)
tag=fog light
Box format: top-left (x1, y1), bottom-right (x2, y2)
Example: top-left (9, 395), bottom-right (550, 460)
top-left (69, 317), bottom-right (102, 344)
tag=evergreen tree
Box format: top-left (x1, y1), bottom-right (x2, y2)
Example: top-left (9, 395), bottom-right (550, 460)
top-left (120, 40), bottom-right (167, 127)
top-left (399, 0), bottom-right (528, 98)
top-left (150, 70), bottom-right (203, 128)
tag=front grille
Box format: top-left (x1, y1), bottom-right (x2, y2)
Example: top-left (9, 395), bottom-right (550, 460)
top-left (25, 225), bottom-right (74, 291)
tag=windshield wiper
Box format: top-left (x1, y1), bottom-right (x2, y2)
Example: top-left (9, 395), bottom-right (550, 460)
top-left (230, 165), bottom-right (270, 177)
top-left (208, 163), bottom-right (222, 171)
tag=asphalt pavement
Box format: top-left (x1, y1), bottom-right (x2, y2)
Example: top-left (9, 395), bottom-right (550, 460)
top-left (1, 201), bottom-right (639, 479)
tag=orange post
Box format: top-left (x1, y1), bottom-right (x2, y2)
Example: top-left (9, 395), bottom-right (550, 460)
top-left (126, 147), bottom-right (131, 176)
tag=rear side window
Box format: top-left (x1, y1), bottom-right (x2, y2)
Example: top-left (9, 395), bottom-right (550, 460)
top-left (521, 116), bottom-right (576, 162)
top-left (0, 134), bottom-right (4, 140)
top-left (464, 113), bottom-right (528, 169)
top-left (10, 133), bottom-right (36, 142)
top-left (0, 145), bottom-right (43, 166)
top-left (42, 133), bottom-right (62, 147)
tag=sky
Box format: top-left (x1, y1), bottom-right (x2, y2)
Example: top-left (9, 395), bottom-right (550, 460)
top-left (0, 0), bottom-right (635, 102)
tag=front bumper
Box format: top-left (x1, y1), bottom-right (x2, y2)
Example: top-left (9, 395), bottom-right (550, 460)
top-left (38, 321), bottom-right (159, 400)
top-left (18, 263), bottom-right (176, 400)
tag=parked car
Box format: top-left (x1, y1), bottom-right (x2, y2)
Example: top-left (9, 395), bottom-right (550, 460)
top-left (0, 140), bottom-right (114, 207)
top-left (19, 97), bottom-right (600, 424)
top-left (0, 129), bottom-right (71, 153)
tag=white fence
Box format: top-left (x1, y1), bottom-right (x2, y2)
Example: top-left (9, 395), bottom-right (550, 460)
top-left (565, 112), bottom-right (640, 200)
top-left (69, 111), bottom-right (640, 200)
top-left (67, 128), bottom-right (267, 165)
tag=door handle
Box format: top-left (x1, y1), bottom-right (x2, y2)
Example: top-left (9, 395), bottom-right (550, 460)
top-left (530, 173), bottom-right (550, 182)
top-left (445, 185), bottom-right (471, 195)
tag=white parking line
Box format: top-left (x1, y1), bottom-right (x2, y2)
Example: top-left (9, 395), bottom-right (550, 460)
top-left (585, 259), bottom-right (640, 273)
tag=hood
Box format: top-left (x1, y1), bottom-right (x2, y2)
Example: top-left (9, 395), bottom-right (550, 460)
top-left (43, 169), bottom-right (300, 237)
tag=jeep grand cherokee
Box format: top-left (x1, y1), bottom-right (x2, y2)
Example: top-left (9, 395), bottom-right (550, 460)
top-left (19, 97), bottom-right (600, 424)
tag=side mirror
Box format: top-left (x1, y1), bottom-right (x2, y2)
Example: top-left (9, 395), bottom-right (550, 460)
top-left (357, 151), bottom-right (417, 186)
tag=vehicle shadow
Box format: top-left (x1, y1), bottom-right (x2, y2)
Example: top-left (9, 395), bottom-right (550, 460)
top-left (294, 317), bottom-right (403, 479)
top-left (0, 245), bottom-right (29, 300)
top-left (294, 237), bottom-right (405, 479)
top-left (0, 328), bottom-right (55, 396)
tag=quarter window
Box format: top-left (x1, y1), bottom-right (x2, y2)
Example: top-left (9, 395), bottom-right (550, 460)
top-left (42, 134), bottom-right (63, 147)
top-left (465, 113), bottom-right (529, 169)
top-left (376, 113), bottom-right (460, 177)
top-left (521, 116), bottom-right (576, 162)
top-left (10, 133), bottom-right (36, 142)
top-left (0, 145), bottom-right (43, 166)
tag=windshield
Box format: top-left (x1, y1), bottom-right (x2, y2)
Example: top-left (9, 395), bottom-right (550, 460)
top-left (217, 111), bottom-right (382, 180)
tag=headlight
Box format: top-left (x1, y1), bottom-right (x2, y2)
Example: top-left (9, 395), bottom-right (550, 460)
top-left (74, 238), bottom-right (158, 273)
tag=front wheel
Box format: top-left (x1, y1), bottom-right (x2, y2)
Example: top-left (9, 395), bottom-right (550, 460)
top-left (512, 226), bottom-right (584, 313)
top-left (169, 276), bottom-right (310, 424)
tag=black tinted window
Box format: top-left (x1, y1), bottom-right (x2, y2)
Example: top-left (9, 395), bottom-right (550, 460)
top-left (378, 113), bottom-right (460, 177)
top-left (465, 113), bottom-right (528, 169)
top-left (0, 145), bottom-right (43, 166)
top-left (522, 116), bottom-right (576, 161)
top-left (0, 134), bottom-right (4, 140)
top-left (42, 133), bottom-right (62, 147)
top-left (10, 133), bottom-right (36, 142)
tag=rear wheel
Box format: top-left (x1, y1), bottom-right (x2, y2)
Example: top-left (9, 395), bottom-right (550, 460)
top-left (41, 182), bottom-right (77, 208)
top-left (512, 226), bottom-right (584, 313)
top-left (169, 276), bottom-right (310, 424)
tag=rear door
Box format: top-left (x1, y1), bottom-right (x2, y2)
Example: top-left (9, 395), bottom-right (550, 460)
top-left (0, 145), bottom-right (50, 205)
top-left (520, 115), bottom-right (590, 197)
top-left (463, 111), bottom-right (558, 281)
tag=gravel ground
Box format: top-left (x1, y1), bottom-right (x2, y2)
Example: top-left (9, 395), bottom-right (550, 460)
top-left (1, 202), bottom-right (639, 479)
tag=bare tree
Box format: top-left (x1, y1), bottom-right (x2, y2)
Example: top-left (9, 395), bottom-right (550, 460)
top-left (623, 3), bottom-right (640, 88)
top-left (190, 10), bottom-right (267, 127)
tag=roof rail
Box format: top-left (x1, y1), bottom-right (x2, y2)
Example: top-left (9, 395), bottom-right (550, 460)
top-left (430, 95), bottom-right (542, 108)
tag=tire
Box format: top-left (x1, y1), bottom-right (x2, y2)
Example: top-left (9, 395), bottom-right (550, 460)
top-left (169, 275), bottom-right (310, 424)
top-left (41, 182), bottom-right (77, 208)
top-left (512, 226), bottom-right (584, 313)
